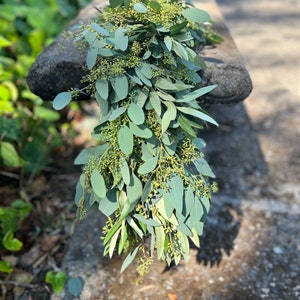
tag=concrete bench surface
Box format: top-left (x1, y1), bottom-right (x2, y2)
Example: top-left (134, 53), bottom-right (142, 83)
top-left (27, 0), bottom-right (252, 104)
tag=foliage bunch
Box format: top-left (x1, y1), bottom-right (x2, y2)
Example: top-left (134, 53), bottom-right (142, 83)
top-left (0, 200), bottom-right (32, 273)
top-left (54, 0), bottom-right (219, 274)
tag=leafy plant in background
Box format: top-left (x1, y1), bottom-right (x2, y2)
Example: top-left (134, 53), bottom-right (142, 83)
top-left (0, 200), bottom-right (32, 273)
top-left (53, 0), bottom-right (221, 277)
top-left (0, 0), bottom-right (91, 177)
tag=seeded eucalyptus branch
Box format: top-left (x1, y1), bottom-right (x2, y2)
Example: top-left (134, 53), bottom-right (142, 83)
top-left (53, 0), bottom-right (221, 277)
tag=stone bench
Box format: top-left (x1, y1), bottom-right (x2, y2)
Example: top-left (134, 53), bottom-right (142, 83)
top-left (27, 0), bottom-right (252, 104)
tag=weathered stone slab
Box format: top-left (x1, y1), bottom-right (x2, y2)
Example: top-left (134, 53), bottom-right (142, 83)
top-left (26, 0), bottom-right (252, 104)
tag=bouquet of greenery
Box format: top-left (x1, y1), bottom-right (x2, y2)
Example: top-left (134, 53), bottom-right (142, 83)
top-left (53, 0), bottom-right (220, 276)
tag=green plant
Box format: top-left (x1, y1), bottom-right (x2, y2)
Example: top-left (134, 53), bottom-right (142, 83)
top-left (0, 0), bottom-right (91, 176)
top-left (45, 271), bottom-right (67, 295)
top-left (54, 0), bottom-right (220, 275)
top-left (0, 200), bottom-right (32, 273)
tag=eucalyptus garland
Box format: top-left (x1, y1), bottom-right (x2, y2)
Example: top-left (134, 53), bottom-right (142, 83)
top-left (53, 0), bottom-right (220, 276)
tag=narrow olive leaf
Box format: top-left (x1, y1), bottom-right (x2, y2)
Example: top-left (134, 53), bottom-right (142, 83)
top-left (128, 102), bottom-right (145, 125)
top-left (129, 122), bottom-right (152, 138)
top-left (91, 23), bottom-right (110, 36)
top-left (178, 114), bottom-right (197, 137)
top-left (96, 79), bottom-right (109, 100)
top-left (109, 227), bottom-right (121, 258)
top-left (193, 157), bottom-right (215, 178)
top-left (137, 156), bottom-right (158, 174)
top-left (120, 246), bottom-right (139, 273)
top-left (141, 177), bottom-right (152, 202)
top-left (133, 214), bottom-right (161, 227)
top-left (173, 40), bottom-right (188, 60)
top-left (121, 161), bottom-right (130, 185)
top-left (150, 91), bottom-right (161, 116)
top-left (127, 216), bottom-right (144, 238)
top-left (133, 2), bottom-right (147, 13)
top-left (178, 85), bottom-right (217, 103)
top-left (169, 21), bottom-right (188, 35)
top-left (113, 75), bottom-right (128, 100)
top-left (91, 169), bottom-right (106, 198)
top-left (182, 7), bottom-right (211, 24)
top-left (115, 27), bottom-right (128, 51)
top-left (118, 125), bottom-right (133, 155)
top-left (53, 92), bottom-right (72, 110)
top-left (118, 219), bottom-right (128, 254)
top-left (177, 107), bottom-right (218, 126)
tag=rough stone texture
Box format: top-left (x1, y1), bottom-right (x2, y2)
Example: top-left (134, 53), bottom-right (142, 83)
top-left (26, 0), bottom-right (252, 104)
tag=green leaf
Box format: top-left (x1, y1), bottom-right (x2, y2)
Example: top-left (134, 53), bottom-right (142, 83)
top-left (53, 91), bottom-right (72, 110)
top-left (139, 62), bottom-right (152, 79)
top-left (98, 190), bottom-right (119, 216)
top-left (129, 122), bottom-right (153, 138)
top-left (177, 107), bottom-right (218, 126)
top-left (193, 137), bottom-right (206, 150)
top-left (127, 173), bottom-right (142, 205)
top-left (120, 246), bottom-right (139, 273)
top-left (135, 67), bottom-right (152, 87)
top-left (178, 114), bottom-right (197, 137)
top-left (149, 1), bottom-right (161, 10)
top-left (127, 216), bottom-right (144, 238)
top-left (118, 125), bottom-right (133, 155)
top-left (95, 92), bottom-right (109, 115)
top-left (182, 7), bottom-right (211, 24)
top-left (161, 102), bottom-right (177, 133)
top-left (115, 27), bottom-right (128, 51)
top-left (74, 144), bottom-right (109, 165)
top-left (189, 227), bottom-right (200, 247)
top-left (173, 40), bottom-right (188, 60)
top-left (118, 219), bottom-right (128, 254)
top-left (67, 277), bottom-right (83, 297)
top-left (45, 271), bottom-right (67, 296)
top-left (168, 175), bottom-right (184, 213)
top-left (91, 169), bottom-right (106, 198)
top-left (133, 2), bottom-right (147, 13)
top-left (108, 106), bottom-right (127, 121)
top-left (0, 35), bottom-right (12, 48)
top-left (141, 177), bottom-right (152, 202)
top-left (164, 36), bottom-right (172, 51)
top-left (120, 161), bottom-right (130, 185)
top-left (0, 142), bottom-right (23, 168)
top-left (133, 214), bottom-right (161, 226)
top-left (128, 102), bottom-right (145, 125)
top-left (112, 75), bottom-right (128, 100)
top-left (96, 79), bottom-right (109, 100)
top-left (109, 227), bottom-right (121, 257)
top-left (155, 78), bottom-right (177, 91)
top-left (184, 187), bottom-right (195, 216)
top-left (153, 216), bottom-right (165, 259)
top-left (177, 85), bottom-right (217, 103)
top-left (0, 260), bottom-right (13, 273)
top-left (3, 230), bottom-right (22, 251)
top-left (87, 45), bottom-right (98, 69)
top-left (169, 21), bottom-right (188, 35)
top-left (137, 156), bottom-right (158, 175)
top-left (150, 91), bottom-right (161, 116)
top-left (91, 23), bottom-right (109, 36)
top-left (109, 0), bottom-right (123, 8)
top-left (156, 197), bottom-right (174, 220)
top-left (193, 157), bottom-right (215, 178)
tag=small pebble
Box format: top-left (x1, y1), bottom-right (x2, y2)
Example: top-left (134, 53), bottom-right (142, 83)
top-left (273, 246), bottom-right (283, 254)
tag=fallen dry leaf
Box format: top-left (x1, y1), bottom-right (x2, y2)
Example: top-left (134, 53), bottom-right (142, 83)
top-left (168, 293), bottom-right (178, 300)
